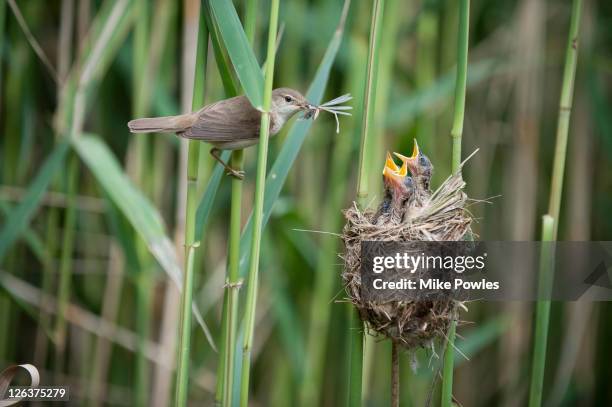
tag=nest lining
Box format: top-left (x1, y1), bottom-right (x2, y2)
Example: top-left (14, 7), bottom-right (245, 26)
top-left (341, 172), bottom-right (473, 349)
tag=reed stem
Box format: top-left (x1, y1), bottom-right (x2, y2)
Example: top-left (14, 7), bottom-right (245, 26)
top-left (218, 2), bottom-right (255, 403)
top-left (347, 305), bottom-right (364, 407)
top-left (529, 216), bottom-right (555, 407)
top-left (222, 149), bottom-right (244, 407)
top-left (441, 319), bottom-right (456, 407)
top-left (356, 0), bottom-right (384, 203)
top-left (131, 0), bottom-right (151, 404)
top-left (350, 2), bottom-right (385, 404)
top-left (54, 153), bottom-right (78, 370)
top-left (546, 0), bottom-right (583, 235)
top-left (174, 8), bottom-right (208, 405)
top-left (391, 342), bottom-right (399, 407)
top-left (239, 1), bottom-right (279, 405)
top-left (450, 0), bottom-right (470, 175)
top-left (529, 1), bottom-right (582, 405)
top-left (443, 1), bottom-right (469, 405)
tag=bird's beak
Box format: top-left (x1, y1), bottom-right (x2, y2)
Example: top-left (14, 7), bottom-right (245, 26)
top-left (384, 151), bottom-right (400, 173)
top-left (383, 152), bottom-right (407, 189)
top-left (393, 139), bottom-right (420, 175)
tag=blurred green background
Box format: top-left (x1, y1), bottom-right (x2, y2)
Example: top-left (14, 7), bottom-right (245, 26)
top-left (0, 0), bottom-right (611, 406)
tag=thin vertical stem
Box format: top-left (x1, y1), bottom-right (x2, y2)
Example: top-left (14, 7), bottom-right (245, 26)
top-left (450, 0), bottom-right (470, 175)
top-left (529, 216), bottom-right (555, 407)
top-left (347, 306), bottom-right (363, 407)
top-left (529, 1), bottom-right (582, 405)
top-left (52, 0), bottom-right (79, 374)
top-left (174, 7), bottom-right (208, 405)
top-left (546, 0), bottom-right (583, 235)
top-left (131, 0), bottom-right (151, 404)
top-left (54, 153), bottom-right (78, 356)
top-left (239, 1), bottom-right (279, 405)
top-left (175, 237), bottom-right (198, 406)
top-left (218, 1), bottom-right (256, 403)
top-left (351, 2), bottom-right (384, 404)
top-left (443, 1), bottom-right (469, 406)
top-left (89, 241), bottom-right (125, 407)
top-left (441, 320), bottom-right (457, 407)
top-left (356, 0), bottom-right (385, 203)
top-left (361, 330), bottom-right (375, 403)
top-left (222, 149), bottom-right (244, 407)
top-left (57, 0), bottom-right (74, 84)
top-left (391, 342), bottom-right (399, 407)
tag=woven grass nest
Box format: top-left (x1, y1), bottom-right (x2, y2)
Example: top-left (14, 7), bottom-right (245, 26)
top-left (341, 150), bottom-right (474, 350)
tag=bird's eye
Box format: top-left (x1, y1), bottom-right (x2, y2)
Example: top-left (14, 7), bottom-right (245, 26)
top-left (284, 96), bottom-right (293, 103)
top-left (420, 156), bottom-right (428, 166)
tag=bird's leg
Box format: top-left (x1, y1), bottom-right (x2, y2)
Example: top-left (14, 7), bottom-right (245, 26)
top-left (210, 148), bottom-right (245, 180)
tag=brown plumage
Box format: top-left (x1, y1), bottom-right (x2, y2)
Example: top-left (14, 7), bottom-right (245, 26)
top-left (128, 88), bottom-right (309, 178)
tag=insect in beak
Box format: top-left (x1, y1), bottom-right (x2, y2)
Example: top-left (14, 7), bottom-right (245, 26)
top-left (302, 94), bottom-right (353, 133)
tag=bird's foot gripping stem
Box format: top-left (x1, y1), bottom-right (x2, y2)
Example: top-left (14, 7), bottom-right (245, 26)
top-left (210, 148), bottom-right (245, 180)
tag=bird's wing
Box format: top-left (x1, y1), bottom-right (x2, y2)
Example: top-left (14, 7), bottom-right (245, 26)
top-left (183, 95), bottom-right (262, 141)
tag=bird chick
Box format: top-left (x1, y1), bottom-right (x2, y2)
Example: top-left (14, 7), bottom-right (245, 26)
top-left (394, 139), bottom-right (433, 205)
top-left (374, 152), bottom-right (415, 225)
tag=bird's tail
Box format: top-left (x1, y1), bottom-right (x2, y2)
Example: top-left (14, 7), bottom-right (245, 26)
top-left (127, 114), bottom-right (194, 134)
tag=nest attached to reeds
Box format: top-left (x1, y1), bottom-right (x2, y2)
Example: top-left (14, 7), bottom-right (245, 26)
top-left (341, 171), bottom-right (473, 349)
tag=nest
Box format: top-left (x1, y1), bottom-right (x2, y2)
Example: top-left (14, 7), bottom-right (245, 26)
top-left (341, 171), bottom-right (473, 349)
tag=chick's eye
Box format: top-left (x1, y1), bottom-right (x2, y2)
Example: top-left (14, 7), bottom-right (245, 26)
top-left (420, 157), bottom-right (427, 166)
top-left (284, 96), bottom-right (293, 103)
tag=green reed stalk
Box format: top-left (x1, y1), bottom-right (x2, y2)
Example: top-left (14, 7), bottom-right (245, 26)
top-left (53, 0), bottom-right (78, 368)
top-left (239, 1), bottom-right (279, 405)
top-left (174, 10), bottom-right (208, 406)
top-left (356, 0), bottom-right (384, 203)
top-left (221, 150), bottom-right (244, 407)
top-left (529, 215), bottom-right (555, 407)
top-left (205, 1), bottom-right (241, 402)
top-left (54, 153), bottom-right (78, 367)
top-left (220, 2), bottom-right (256, 404)
top-left (443, 1), bottom-right (469, 406)
top-left (391, 342), bottom-right (399, 407)
top-left (441, 319), bottom-right (457, 407)
top-left (351, 1), bottom-right (384, 405)
top-left (545, 0), bottom-right (582, 235)
top-left (450, 0), bottom-right (469, 175)
top-left (347, 306), bottom-right (364, 407)
top-left (131, 0), bottom-right (152, 404)
top-left (529, 1), bottom-right (582, 405)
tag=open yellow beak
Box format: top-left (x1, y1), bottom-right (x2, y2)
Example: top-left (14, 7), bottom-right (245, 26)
top-left (384, 151), bottom-right (400, 173)
top-left (383, 152), bottom-right (407, 187)
top-left (393, 139), bottom-right (420, 175)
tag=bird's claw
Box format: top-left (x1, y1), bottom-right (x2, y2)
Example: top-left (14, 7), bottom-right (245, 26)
top-left (226, 169), bottom-right (245, 180)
